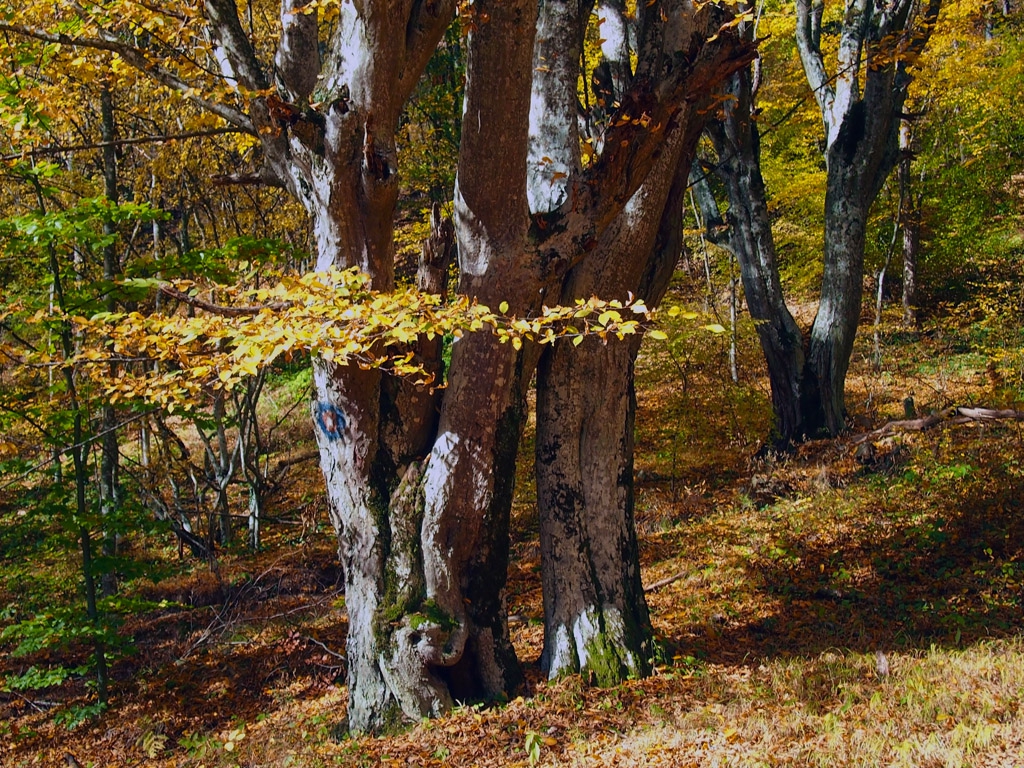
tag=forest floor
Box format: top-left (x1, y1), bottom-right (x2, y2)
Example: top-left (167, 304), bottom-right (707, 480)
top-left (2, 297), bottom-right (1023, 767)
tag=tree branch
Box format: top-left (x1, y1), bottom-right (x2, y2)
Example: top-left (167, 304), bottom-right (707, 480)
top-left (1, 128), bottom-right (248, 161)
top-left (205, 0), bottom-right (269, 91)
top-left (794, 0), bottom-right (834, 122)
top-left (0, 22), bottom-right (254, 132)
top-left (541, 7), bottom-right (756, 260)
top-left (157, 285), bottom-right (291, 316)
top-left (850, 406), bottom-right (1024, 445)
top-left (275, 0), bottom-right (321, 101)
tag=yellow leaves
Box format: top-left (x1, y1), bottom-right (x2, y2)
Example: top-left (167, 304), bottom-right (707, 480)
top-left (29, 268), bottom-right (726, 411)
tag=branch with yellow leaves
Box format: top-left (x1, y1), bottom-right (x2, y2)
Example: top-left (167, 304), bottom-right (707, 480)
top-left (54, 269), bottom-right (677, 412)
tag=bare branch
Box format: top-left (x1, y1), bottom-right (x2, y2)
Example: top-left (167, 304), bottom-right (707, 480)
top-left (205, 0), bottom-right (269, 91)
top-left (794, 0), bottom-right (834, 120)
top-left (850, 407), bottom-right (1024, 445)
top-left (275, 0), bottom-right (320, 101)
top-left (0, 128), bottom-right (248, 161)
top-left (0, 22), bottom-right (254, 131)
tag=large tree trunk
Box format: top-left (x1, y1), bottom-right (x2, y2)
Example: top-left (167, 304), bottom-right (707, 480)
top-left (307, 0), bottom-right (537, 731)
top-left (535, 109), bottom-right (699, 683)
top-left (536, 339), bottom-right (651, 683)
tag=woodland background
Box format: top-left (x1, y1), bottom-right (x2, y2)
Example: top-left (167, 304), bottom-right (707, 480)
top-left (1, 0), bottom-right (1024, 765)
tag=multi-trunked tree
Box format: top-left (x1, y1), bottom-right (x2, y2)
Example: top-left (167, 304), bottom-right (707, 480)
top-left (3, 0), bottom-right (753, 731)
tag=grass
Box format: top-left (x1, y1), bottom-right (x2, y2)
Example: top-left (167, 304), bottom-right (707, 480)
top-left (1, 296), bottom-right (1023, 767)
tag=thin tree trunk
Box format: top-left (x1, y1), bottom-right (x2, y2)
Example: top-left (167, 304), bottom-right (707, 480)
top-left (35, 175), bottom-right (109, 705)
top-left (899, 118), bottom-right (920, 329)
top-left (99, 84), bottom-right (120, 597)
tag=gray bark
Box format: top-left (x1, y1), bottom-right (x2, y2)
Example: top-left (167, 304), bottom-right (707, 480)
top-left (794, 0), bottom-right (940, 435)
top-left (899, 118), bottom-right (920, 329)
top-left (531, 0), bottom-right (744, 683)
top-left (536, 158), bottom-right (691, 683)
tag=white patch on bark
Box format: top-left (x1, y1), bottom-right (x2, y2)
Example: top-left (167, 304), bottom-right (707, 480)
top-left (452, 184), bottom-right (489, 277)
top-left (548, 623), bottom-right (576, 674)
top-left (323, 3), bottom-right (370, 105)
top-left (420, 431), bottom-right (459, 589)
top-left (571, 606), bottom-right (600, 670)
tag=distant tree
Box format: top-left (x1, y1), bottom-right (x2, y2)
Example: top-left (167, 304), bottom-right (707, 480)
top-left (793, 0), bottom-right (941, 435)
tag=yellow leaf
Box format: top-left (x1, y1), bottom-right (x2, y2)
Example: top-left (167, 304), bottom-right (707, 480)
top-left (648, 329), bottom-right (668, 340)
top-left (499, 301), bottom-right (509, 314)
top-left (704, 323), bottom-right (727, 334)
top-left (511, 336), bottom-right (523, 351)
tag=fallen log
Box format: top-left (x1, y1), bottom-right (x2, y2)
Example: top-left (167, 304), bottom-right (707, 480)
top-left (851, 406), bottom-right (1024, 445)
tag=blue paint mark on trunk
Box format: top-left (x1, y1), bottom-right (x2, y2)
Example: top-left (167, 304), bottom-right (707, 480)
top-left (315, 401), bottom-right (347, 441)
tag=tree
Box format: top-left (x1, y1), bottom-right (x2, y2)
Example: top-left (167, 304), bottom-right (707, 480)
top-left (529, 0), bottom-right (736, 681)
top-left (793, 0), bottom-right (941, 435)
top-left (691, 2), bottom-right (808, 447)
top-left (3, 0), bottom-right (752, 732)
top-left (693, 0), bottom-right (943, 442)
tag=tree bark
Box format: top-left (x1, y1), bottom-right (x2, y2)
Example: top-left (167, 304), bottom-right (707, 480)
top-left (794, 0), bottom-right (940, 435)
top-left (899, 118), bottom-right (920, 329)
top-left (535, 194), bottom-right (685, 683)
top-left (534, 40), bottom-right (712, 681)
top-left (99, 84), bottom-right (121, 597)
top-left (704, 52), bottom-right (806, 446)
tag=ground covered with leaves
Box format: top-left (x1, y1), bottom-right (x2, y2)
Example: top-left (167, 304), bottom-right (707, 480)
top-left (2, 303), bottom-right (1023, 767)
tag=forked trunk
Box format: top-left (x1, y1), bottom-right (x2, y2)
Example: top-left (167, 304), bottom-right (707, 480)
top-left (793, 0), bottom-right (938, 436)
top-left (535, 136), bottom-right (693, 683)
top-left (309, 0), bottom-right (537, 731)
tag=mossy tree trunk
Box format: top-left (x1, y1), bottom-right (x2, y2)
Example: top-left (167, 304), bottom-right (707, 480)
top-left (534, 46), bottom-right (708, 681)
